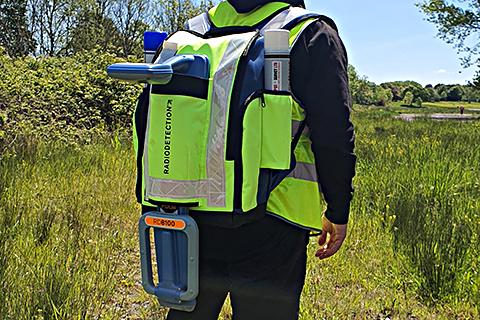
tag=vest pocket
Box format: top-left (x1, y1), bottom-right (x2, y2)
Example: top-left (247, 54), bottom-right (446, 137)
top-left (241, 96), bottom-right (262, 211)
top-left (241, 90), bottom-right (293, 211)
top-left (146, 93), bottom-right (208, 183)
top-left (260, 91), bottom-right (293, 170)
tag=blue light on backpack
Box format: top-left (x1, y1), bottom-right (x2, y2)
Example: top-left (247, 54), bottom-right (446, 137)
top-left (144, 31), bottom-right (168, 51)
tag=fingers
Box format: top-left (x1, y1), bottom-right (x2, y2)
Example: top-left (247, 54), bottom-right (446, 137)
top-left (318, 230), bottom-right (327, 247)
top-left (315, 235), bottom-right (344, 260)
top-left (316, 216), bottom-right (348, 260)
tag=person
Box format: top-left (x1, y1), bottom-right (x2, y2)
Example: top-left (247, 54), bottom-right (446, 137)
top-left (137, 0), bottom-right (356, 319)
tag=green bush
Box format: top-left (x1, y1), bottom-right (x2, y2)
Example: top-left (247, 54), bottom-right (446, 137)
top-left (0, 48), bottom-right (142, 155)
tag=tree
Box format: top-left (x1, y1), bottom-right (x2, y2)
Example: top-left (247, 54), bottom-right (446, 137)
top-left (66, 0), bottom-right (120, 54)
top-left (403, 91), bottom-right (414, 106)
top-left (153, 0), bottom-right (213, 34)
top-left (381, 82), bottom-right (402, 101)
top-left (419, 1), bottom-right (480, 85)
top-left (447, 85), bottom-right (464, 101)
top-left (425, 87), bottom-right (441, 101)
top-left (463, 85), bottom-right (480, 102)
top-left (348, 65), bottom-right (361, 103)
top-left (419, 1), bottom-right (480, 66)
top-left (373, 86), bottom-right (393, 106)
top-left (24, 0), bottom-right (215, 57)
top-left (27, 0), bottom-right (79, 56)
top-left (0, 0), bottom-right (35, 56)
top-left (435, 83), bottom-right (449, 100)
top-left (348, 65), bottom-right (380, 105)
top-left (414, 97), bottom-right (423, 107)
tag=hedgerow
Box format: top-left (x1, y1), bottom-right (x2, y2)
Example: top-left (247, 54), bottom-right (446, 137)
top-left (0, 48), bottom-right (142, 155)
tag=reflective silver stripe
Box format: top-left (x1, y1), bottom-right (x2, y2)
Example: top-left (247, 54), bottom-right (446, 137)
top-left (303, 125), bottom-right (311, 137)
top-left (206, 36), bottom-right (253, 207)
top-left (292, 120), bottom-right (303, 137)
top-left (261, 7), bottom-right (319, 35)
top-left (148, 178), bottom-right (208, 199)
top-left (143, 86), bottom-right (153, 201)
top-left (260, 8), bottom-right (290, 32)
top-left (292, 120), bottom-right (311, 137)
top-left (144, 32), bottom-right (199, 202)
top-left (187, 13), bottom-right (211, 34)
top-left (288, 161), bottom-right (317, 182)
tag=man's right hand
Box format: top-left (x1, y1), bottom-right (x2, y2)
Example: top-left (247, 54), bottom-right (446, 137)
top-left (315, 215), bottom-right (347, 260)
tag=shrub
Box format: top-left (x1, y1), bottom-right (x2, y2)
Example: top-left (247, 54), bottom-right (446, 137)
top-left (403, 91), bottom-right (414, 106)
top-left (0, 48), bottom-right (142, 155)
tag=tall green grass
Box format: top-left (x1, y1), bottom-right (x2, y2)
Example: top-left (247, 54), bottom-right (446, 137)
top-left (354, 110), bottom-right (479, 303)
top-left (293, 109), bottom-right (479, 319)
top-left (0, 138), bottom-right (139, 319)
top-left (0, 109), bottom-right (479, 319)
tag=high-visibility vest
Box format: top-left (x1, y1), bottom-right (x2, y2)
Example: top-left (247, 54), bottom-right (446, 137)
top-left (135, 1), bottom-right (325, 231)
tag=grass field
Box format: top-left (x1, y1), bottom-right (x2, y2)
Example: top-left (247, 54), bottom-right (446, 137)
top-left (0, 107), bottom-right (479, 319)
top-left (389, 101), bottom-right (480, 114)
top-left (423, 101), bottom-right (480, 110)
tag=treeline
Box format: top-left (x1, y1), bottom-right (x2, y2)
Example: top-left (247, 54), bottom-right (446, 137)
top-left (0, 0), bottom-right (212, 58)
top-left (349, 65), bottom-right (480, 107)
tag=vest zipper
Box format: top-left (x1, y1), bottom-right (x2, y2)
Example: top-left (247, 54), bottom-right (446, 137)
top-left (241, 30), bottom-right (260, 57)
top-left (241, 89), bottom-right (292, 114)
top-left (242, 90), bottom-right (264, 110)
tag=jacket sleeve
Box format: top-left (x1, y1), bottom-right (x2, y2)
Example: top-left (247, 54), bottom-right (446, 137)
top-left (290, 19), bottom-right (356, 225)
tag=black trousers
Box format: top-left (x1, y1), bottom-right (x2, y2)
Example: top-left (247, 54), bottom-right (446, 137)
top-left (167, 214), bottom-right (309, 320)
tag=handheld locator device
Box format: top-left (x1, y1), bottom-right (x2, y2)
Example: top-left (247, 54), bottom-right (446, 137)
top-left (138, 209), bottom-right (199, 312)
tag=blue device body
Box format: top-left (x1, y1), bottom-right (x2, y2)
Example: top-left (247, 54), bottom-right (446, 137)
top-left (139, 210), bottom-right (199, 312)
top-left (106, 55), bottom-right (210, 84)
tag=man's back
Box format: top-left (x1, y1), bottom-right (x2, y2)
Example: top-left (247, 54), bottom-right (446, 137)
top-left (134, 1), bottom-right (356, 318)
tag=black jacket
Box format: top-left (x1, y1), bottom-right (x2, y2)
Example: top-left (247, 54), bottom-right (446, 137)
top-left (138, 2), bottom-right (356, 226)
top-left (290, 17), bottom-right (356, 225)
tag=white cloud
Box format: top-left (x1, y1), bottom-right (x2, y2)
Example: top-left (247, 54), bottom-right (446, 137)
top-left (436, 69), bottom-right (448, 74)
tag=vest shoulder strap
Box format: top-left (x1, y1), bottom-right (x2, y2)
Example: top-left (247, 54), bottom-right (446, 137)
top-left (260, 6), bottom-right (319, 33)
top-left (186, 12), bottom-right (211, 35)
top-left (186, 5), bottom-right (320, 36)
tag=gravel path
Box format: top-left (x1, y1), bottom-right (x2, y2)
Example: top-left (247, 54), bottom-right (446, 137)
top-left (397, 113), bottom-right (480, 121)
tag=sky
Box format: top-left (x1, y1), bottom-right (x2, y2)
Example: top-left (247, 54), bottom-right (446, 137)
top-left (305, 0), bottom-right (476, 86)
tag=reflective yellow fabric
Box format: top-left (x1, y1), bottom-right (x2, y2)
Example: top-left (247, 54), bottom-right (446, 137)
top-left (268, 177), bottom-right (324, 231)
top-left (289, 18), bottom-right (317, 46)
top-left (261, 93), bottom-right (293, 170)
top-left (241, 98), bottom-right (262, 211)
top-left (208, 1), bottom-right (290, 27)
top-left (266, 17), bottom-right (324, 231)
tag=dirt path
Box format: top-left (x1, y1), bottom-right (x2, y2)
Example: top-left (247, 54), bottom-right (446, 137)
top-left (397, 113), bottom-right (480, 121)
